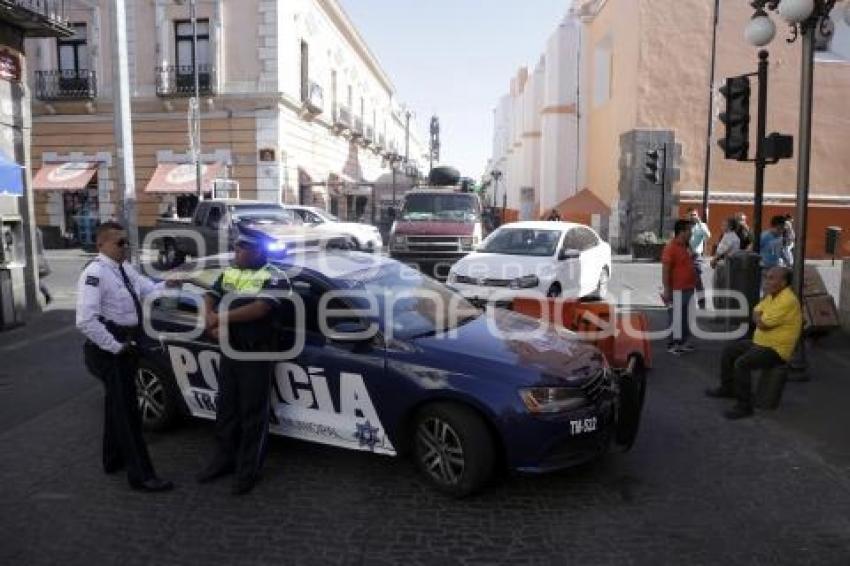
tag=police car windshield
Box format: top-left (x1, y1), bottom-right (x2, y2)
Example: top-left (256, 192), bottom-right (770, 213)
top-left (336, 264), bottom-right (480, 339)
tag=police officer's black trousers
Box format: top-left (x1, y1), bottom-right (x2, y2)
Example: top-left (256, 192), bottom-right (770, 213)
top-left (101, 350), bottom-right (156, 486)
top-left (211, 357), bottom-right (273, 483)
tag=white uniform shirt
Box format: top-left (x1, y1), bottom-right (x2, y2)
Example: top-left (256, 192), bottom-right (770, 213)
top-left (75, 254), bottom-right (165, 353)
top-left (715, 230), bottom-right (741, 259)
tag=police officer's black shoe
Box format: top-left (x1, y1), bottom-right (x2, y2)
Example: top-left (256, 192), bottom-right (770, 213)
top-left (705, 387), bottom-right (735, 399)
top-left (724, 405), bottom-right (754, 420)
top-left (196, 462), bottom-right (235, 484)
top-left (103, 463), bottom-right (125, 475)
top-left (231, 475), bottom-right (259, 496)
top-left (130, 477), bottom-right (174, 492)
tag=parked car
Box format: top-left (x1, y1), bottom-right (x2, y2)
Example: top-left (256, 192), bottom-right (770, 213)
top-left (152, 199), bottom-right (352, 268)
top-left (447, 221), bottom-right (612, 304)
top-left (284, 205), bottom-right (383, 252)
top-left (140, 251), bottom-right (644, 497)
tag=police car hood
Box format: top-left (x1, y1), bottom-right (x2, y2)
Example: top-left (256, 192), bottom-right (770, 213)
top-left (239, 222), bottom-right (347, 244)
top-left (410, 308), bottom-right (606, 386)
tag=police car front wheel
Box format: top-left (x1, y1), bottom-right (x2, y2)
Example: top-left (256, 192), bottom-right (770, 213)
top-left (413, 403), bottom-right (495, 497)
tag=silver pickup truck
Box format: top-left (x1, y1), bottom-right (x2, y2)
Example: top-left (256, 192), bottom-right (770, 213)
top-left (152, 199), bottom-right (352, 268)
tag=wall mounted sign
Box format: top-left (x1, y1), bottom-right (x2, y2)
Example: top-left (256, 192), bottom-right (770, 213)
top-left (259, 148), bottom-right (276, 162)
top-left (0, 50), bottom-right (22, 82)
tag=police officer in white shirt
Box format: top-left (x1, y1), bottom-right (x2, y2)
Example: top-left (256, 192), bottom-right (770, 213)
top-left (76, 221), bottom-right (181, 492)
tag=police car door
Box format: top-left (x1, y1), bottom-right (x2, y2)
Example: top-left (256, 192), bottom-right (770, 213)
top-left (269, 274), bottom-right (396, 456)
top-left (148, 280), bottom-right (223, 419)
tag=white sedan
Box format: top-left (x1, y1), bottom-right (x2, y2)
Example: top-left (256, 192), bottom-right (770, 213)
top-left (447, 221), bottom-right (612, 303)
top-left (285, 205), bottom-right (383, 252)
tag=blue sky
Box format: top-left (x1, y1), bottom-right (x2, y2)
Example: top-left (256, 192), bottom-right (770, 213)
top-left (339, 0), bottom-right (570, 179)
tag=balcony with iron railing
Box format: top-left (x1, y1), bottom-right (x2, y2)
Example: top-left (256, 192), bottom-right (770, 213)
top-left (155, 65), bottom-right (216, 97)
top-left (34, 69), bottom-right (96, 101)
top-left (351, 116), bottom-right (363, 138)
top-left (0, 0), bottom-right (73, 36)
top-left (334, 105), bottom-right (352, 131)
top-left (301, 80), bottom-right (323, 115)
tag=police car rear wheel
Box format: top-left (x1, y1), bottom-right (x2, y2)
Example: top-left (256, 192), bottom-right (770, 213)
top-left (414, 403), bottom-right (494, 497)
top-left (136, 360), bottom-right (181, 432)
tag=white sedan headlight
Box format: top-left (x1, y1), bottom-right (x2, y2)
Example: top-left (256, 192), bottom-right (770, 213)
top-left (510, 275), bottom-right (539, 289)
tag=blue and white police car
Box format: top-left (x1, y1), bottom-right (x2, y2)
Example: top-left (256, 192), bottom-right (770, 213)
top-left (137, 251), bottom-right (646, 496)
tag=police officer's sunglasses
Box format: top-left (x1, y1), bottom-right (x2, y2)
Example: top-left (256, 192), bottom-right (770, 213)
top-left (116, 238), bottom-right (130, 248)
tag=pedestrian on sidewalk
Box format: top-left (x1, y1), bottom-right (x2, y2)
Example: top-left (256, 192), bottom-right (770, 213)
top-left (686, 208), bottom-right (711, 307)
top-left (76, 221), bottom-right (182, 493)
top-left (760, 215), bottom-right (789, 270)
top-left (36, 227), bottom-right (52, 305)
top-left (709, 217), bottom-right (742, 307)
top-left (706, 266), bottom-right (802, 419)
top-left (196, 234), bottom-right (287, 496)
top-left (546, 209), bottom-right (561, 221)
top-left (734, 212), bottom-right (753, 251)
top-left (662, 219), bottom-right (698, 355)
top-left (782, 214), bottom-right (795, 267)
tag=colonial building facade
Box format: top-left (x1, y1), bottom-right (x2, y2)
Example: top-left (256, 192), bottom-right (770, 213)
top-left (489, 0), bottom-right (850, 257)
top-left (24, 0), bottom-right (427, 247)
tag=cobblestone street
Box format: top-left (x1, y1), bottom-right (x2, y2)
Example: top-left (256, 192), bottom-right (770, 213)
top-left (1, 254), bottom-right (849, 565)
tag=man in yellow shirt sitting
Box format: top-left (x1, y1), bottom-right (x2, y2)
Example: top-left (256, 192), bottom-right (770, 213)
top-left (706, 266), bottom-right (803, 419)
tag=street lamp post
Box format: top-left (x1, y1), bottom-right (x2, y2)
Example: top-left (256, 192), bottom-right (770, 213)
top-left (746, 0), bottom-right (848, 297)
top-left (191, 0), bottom-right (202, 201)
top-left (491, 169), bottom-right (502, 210)
top-left (745, 0), bottom-right (850, 379)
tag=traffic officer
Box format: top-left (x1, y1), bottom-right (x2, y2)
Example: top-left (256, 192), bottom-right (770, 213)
top-left (76, 221), bottom-right (181, 492)
top-left (196, 234), bottom-right (285, 495)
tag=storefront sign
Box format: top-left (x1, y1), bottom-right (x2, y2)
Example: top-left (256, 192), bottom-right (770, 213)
top-left (259, 148), bottom-right (276, 162)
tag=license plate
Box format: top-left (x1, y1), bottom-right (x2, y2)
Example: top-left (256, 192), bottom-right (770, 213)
top-left (569, 416), bottom-right (597, 435)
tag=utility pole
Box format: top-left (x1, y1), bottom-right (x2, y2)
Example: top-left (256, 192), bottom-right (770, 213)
top-left (191, 0), bottom-right (203, 201)
top-left (752, 50), bottom-right (769, 254)
top-left (404, 111), bottom-right (410, 163)
top-left (111, 0), bottom-right (139, 258)
top-left (701, 0), bottom-right (721, 221)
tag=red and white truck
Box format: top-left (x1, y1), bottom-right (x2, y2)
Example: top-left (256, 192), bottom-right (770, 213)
top-left (388, 167), bottom-right (484, 279)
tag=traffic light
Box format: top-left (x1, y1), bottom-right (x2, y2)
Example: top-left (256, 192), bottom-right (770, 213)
top-left (718, 76), bottom-right (751, 161)
top-left (644, 148), bottom-right (662, 185)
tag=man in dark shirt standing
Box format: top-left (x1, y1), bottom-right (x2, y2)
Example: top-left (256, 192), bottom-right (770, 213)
top-left (196, 234), bottom-right (284, 495)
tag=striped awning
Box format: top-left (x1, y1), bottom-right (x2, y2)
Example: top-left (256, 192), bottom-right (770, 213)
top-left (32, 162), bottom-right (97, 191)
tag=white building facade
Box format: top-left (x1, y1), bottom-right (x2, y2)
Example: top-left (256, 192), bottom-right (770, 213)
top-left (25, 0), bottom-right (426, 244)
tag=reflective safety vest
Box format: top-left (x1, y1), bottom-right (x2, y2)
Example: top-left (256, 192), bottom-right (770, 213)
top-left (220, 264), bottom-right (273, 294)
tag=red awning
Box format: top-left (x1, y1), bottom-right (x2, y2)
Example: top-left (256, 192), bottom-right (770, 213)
top-left (32, 162), bottom-right (97, 191)
top-left (143, 162), bottom-right (224, 193)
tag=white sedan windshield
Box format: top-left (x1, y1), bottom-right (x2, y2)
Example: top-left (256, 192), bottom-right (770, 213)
top-left (480, 228), bottom-right (562, 257)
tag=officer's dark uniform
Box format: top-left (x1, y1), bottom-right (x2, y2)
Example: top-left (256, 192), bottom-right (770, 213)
top-left (200, 254), bottom-right (284, 493)
top-left (76, 254), bottom-right (172, 491)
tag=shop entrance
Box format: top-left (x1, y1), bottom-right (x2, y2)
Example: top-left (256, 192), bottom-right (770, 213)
top-left (62, 177), bottom-right (99, 247)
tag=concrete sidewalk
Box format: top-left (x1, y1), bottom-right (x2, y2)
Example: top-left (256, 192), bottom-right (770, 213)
top-left (645, 309), bottom-right (850, 477)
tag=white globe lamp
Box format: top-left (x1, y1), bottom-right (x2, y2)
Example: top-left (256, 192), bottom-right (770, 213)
top-left (778, 0), bottom-right (816, 24)
top-left (745, 12), bottom-right (777, 46)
